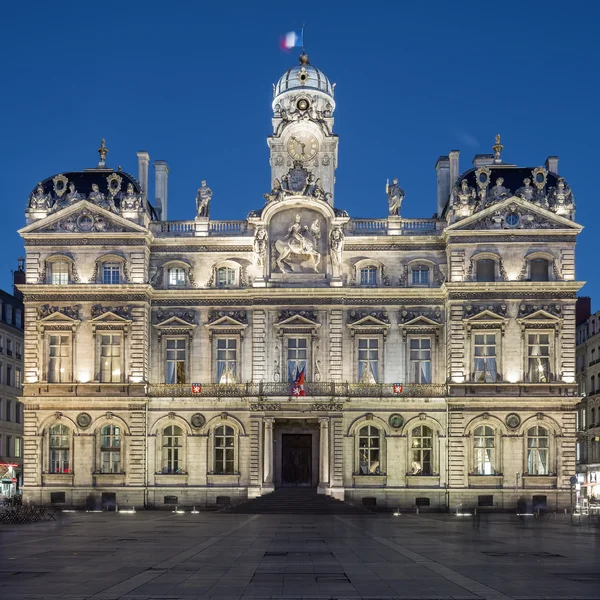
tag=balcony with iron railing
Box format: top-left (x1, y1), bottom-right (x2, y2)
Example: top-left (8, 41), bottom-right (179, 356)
top-left (148, 381), bottom-right (447, 398)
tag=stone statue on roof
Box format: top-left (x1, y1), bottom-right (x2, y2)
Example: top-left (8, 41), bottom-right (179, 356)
top-left (386, 178), bottom-right (404, 216)
top-left (196, 180), bottom-right (212, 217)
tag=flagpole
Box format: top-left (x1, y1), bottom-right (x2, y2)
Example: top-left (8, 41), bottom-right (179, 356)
top-left (302, 21), bottom-right (305, 52)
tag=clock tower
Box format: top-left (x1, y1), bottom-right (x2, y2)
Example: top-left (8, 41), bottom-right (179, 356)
top-left (268, 53), bottom-right (338, 205)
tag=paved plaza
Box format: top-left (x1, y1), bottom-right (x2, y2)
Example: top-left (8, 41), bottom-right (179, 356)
top-left (1, 510), bottom-right (600, 600)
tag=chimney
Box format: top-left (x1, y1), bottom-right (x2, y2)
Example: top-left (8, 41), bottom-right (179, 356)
top-left (435, 156), bottom-right (450, 217)
top-left (545, 156), bottom-right (559, 175)
top-left (449, 150), bottom-right (460, 189)
top-left (154, 160), bottom-right (169, 220)
top-left (472, 154), bottom-right (495, 167)
top-left (576, 296), bottom-right (591, 326)
top-left (13, 257), bottom-right (25, 300)
top-left (137, 151), bottom-right (150, 197)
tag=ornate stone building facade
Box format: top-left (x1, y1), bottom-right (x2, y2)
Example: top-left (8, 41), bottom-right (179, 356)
top-left (19, 54), bottom-right (582, 511)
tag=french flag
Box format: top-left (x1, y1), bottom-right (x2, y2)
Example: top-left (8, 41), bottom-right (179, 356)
top-left (280, 30), bottom-right (303, 51)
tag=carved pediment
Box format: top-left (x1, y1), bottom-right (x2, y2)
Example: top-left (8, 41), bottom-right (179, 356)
top-left (37, 305), bottom-right (81, 332)
top-left (19, 201), bottom-right (148, 235)
top-left (276, 310), bottom-right (320, 334)
top-left (155, 309), bottom-right (196, 325)
top-left (347, 310), bottom-right (391, 335)
top-left (464, 304), bottom-right (508, 334)
top-left (398, 310), bottom-right (442, 326)
top-left (91, 305), bottom-right (132, 321)
top-left (517, 304), bottom-right (562, 332)
top-left (205, 310), bottom-right (248, 337)
top-left (153, 312), bottom-right (197, 340)
top-left (446, 197), bottom-right (581, 233)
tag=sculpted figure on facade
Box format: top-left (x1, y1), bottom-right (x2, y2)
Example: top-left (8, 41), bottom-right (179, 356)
top-left (196, 180), bottom-right (212, 217)
top-left (329, 226), bottom-right (344, 272)
top-left (550, 177), bottom-right (575, 219)
top-left (516, 178), bottom-right (535, 202)
top-left (263, 179), bottom-right (289, 203)
top-left (89, 183), bottom-right (117, 213)
top-left (29, 182), bottom-right (52, 211)
top-left (65, 183), bottom-right (81, 204)
top-left (451, 179), bottom-right (477, 219)
top-left (121, 183), bottom-right (141, 211)
top-left (488, 177), bottom-right (511, 201)
top-left (274, 214), bottom-right (321, 272)
top-left (386, 178), bottom-right (404, 216)
top-left (253, 226), bottom-right (268, 267)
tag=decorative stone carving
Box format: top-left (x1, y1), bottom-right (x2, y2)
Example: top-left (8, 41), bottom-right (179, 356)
top-left (263, 178), bottom-right (289, 203)
top-left (389, 414), bottom-right (404, 429)
top-left (91, 305), bottom-right (132, 319)
top-left (157, 309), bottom-right (196, 324)
top-left (464, 304), bottom-right (507, 319)
top-left (121, 183), bottom-right (142, 211)
top-left (329, 226), bottom-right (344, 273)
top-left (549, 177), bottom-right (575, 219)
top-left (516, 178), bottom-right (536, 201)
top-left (191, 414), bottom-right (206, 428)
top-left (253, 227), bottom-right (268, 268)
top-left (52, 174), bottom-right (69, 198)
top-left (38, 304), bottom-right (80, 320)
top-left (386, 178), bottom-right (404, 216)
top-left (65, 183), bottom-right (81, 204)
top-left (488, 177), bottom-right (511, 201)
top-left (451, 179), bottom-right (478, 220)
top-left (399, 309), bottom-right (442, 323)
top-left (48, 209), bottom-right (122, 233)
top-left (313, 403), bottom-right (344, 411)
top-left (196, 180), bottom-right (212, 217)
top-left (29, 182), bottom-right (52, 211)
top-left (76, 413), bottom-right (92, 429)
top-left (207, 310), bottom-right (247, 325)
top-left (106, 173), bottom-right (123, 197)
top-left (506, 413), bottom-right (521, 429)
top-left (347, 310), bottom-right (390, 325)
top-left (273, 214), bottom-right (321, 273)
top-left (277, 310), bottom-right (318, 323)
top-left (518, 304), bottom-right (562, 318)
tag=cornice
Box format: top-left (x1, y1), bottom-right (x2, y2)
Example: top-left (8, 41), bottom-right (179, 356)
top-left (444, 281), bottom-right (583, 295)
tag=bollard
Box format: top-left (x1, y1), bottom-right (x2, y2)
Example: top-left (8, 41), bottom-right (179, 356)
top-left (416, 506), bottom-right (419, 515)
top-left (115, 503), bottom-right (118, 513)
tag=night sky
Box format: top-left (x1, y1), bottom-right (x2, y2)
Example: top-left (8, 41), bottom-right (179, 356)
top-left (2, 1), bottom-right (598, 307)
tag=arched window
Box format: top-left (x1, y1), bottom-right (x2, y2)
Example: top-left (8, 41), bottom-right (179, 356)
top-left (358, 425), bottom-right (380, 475)
top-left (217, 267), bottom-right (237, 288)
top-left (168, 267), bottom-right (186, 286)
top-left (359, 266), bottom-right (377, 286)
top-left (411, 425), bottom-right (433, 475)
top-left (476, 259), bottom-right (495, 282)
top-left (530, 258), bottom-right (549, 282)
top-left (592, 407), bottom-right (596, 426)
top-left (527, 426), bottom-right (549, 475)
top-left (49, 424), bottom-right (70, 473)
top-left (100, 424), bottom-right (121, 473)
top-left (473, 426), bottom-right (495, 475)
top-left (411, 265), bottom-right (429, 286)
top-left (51, 261), bottom-right (69, 285)
top-left (214, 425), bottom-right (235, 474)
top-left (162, 425), bottom-right (183, 474)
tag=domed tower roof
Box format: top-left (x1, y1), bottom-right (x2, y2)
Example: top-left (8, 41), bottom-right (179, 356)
top-left (274, 52), bottom-right (334, 100)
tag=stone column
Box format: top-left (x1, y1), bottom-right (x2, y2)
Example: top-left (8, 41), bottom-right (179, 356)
top-left (263, 417), bottom-right (275, 492)
top-left (318, 417), bottom-right (330, 494)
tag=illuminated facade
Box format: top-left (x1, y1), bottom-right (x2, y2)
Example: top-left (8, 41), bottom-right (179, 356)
top-left (19, 54), bottom-right (582, 511)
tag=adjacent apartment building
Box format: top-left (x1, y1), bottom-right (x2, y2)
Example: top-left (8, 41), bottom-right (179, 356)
top-left (0, 262), bottom-right (25, 499)
top-left (17, 53), bottom-right (582, 511)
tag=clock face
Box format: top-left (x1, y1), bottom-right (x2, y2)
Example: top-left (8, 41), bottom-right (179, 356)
top-left (287, 132), bottom-right (319, 162)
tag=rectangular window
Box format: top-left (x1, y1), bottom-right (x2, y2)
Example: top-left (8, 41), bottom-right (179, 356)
top-left (15, 437), bottom-right (22, 458)
top-left (217, 267), bottom-right (236, 287)
top-left (15, 402), bottom-right (21, 424)
top-left (6, 400), bottom-right (11, 421)
top-left (287, 337), bottom-right (307, 383)
top-left (48, 334), bottom-right (71, 382)
top-left (358, 338), bottom-right (379, 383)
top-left (165, 339), bottom-right (186, 384)
top-left (360, 266), bottom-right (377, 286)
top-left (15, 310), bottom-right (22, 329)
top-left (99, 334), bottom-right (122, 383)
top-left (473, 334), bottom-right (497, 382)
top-left (15, 368), bottom-right (22, 389)
top-left (527, 333), bottom-right (551, 383)
top-left (169, 268), bottom-right (186, 286)
top-left (476, 259), bottom-right (495, 282)
top-left (530, 259), bottom-right (549, 282)
top-left (6, 435), bottom-right (11, 457)
top-left (6, 365), bottom-right (11, 387)
top-left (16, 341), bottom-right (22, 359)
top-left (102, 264), bottom-right (121, 284)
top-left (6, 304), bottom-right (12, 324)
top-left (409, 338), bottom-right (431, 383)
top-left (6, 339), bottom-right (12, 356)
top-left (411, 266), bottom-right (429, 285)
top-left (0, 334), bottom-right (3, 352)
top-left (51, 262), bottom-right (69, 285)
top-left (216, 338), bottom-right (237, 383)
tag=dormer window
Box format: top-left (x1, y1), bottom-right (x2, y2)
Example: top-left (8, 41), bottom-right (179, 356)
top-left (411, 265), bottom-right (430, 286)
top-left (51, 261), bottom-right (69, 285)
top-left (360, 266), bottom-right (377, 286)
top-left (217, 267), bottom-right (237, 288)
top-left (168, 267), bottom-right (186, 287)
top-left (103, 263), bottom-right (121, 284)
top-left (530, 259), bottom-right (549, 282)
top-left (476, 259), bottom-right (495, 282)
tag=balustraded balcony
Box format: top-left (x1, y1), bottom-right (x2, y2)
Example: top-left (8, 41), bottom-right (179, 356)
top-left (348, 218), bottom-right (443, 236)
top-left (149, 220), bottom-right (249, 237)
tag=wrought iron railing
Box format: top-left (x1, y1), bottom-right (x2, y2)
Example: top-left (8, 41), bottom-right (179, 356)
top-left (148, 382), bottom-right (447, 398)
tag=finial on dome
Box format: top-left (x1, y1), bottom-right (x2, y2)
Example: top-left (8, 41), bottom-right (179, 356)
top-left (492, 134), bottom-right (503, 164)
top-left (98, 138), bottom-right (108, 168)
top-left (299, 52), bottom-right (310, 65)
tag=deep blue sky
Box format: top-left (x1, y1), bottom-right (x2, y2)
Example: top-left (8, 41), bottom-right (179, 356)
top-left (1, 1), bottom-right (598, 307)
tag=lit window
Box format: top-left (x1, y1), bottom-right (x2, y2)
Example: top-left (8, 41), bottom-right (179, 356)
top-left (49, 424), bottom-right (70, 473)
top-left (411, 425), bottom-right (433, 475)
top-left (216, 338), bottom-right (237, 383)
top-left (530, 258), bottom-right (549, 282)
top-left (217, 267), bottom-right (236, 287)
top-left (287, 338), bottom-right (307, 383)
top-left (100, 334), bottom-right (122, 383)
top-left (166, 339), bottom-right (186, 384)
top-left (48, 334), bottom-right (71, 383)
top-left (100, 424), bottom-right (121, 473)
top-left (360, 266), bottom-right (377, 286)
top-left (168, 267), bottom-right (186, 286)
top-left (16, 341), bottom-right (22, 359)
top-left (527, 333), bottom-right (550, 383)
top-left (476, 259), bottom-right (495, 282)
top-left (473, 426), bottom-right (495, 475)
top-left (358, 338), bottom-right (378, 383)
top-left (15, 437), bottom-right (22, 458)
top-left (527, 426), bottom-right (549, 475)
top-left (102, 263), bottom-right (121, 284)
top-left (15, 368), bottom-right (22, 389)
top-left (409, 338), bottom-right (431, 383)
top-left (358, 425), bottom-right (380, 474)
top-left (214, 425), bottom-right (235, 474)
top-left (474, 334), bottom-right (497, 382)
top-left (411, 265), bottom-right (429, 285)
top-left (51, 261), bottom-right (69, 285)
top-left (162, 425), bottom-right (183, 474)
